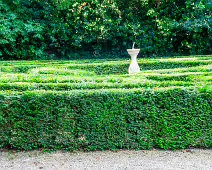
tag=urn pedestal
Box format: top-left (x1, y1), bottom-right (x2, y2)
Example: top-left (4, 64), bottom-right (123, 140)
top-left (127, 49), bottom-right (140, 74)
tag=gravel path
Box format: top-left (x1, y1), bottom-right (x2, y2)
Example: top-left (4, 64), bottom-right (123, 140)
top-left (0, 149), bottom-right (212, 170)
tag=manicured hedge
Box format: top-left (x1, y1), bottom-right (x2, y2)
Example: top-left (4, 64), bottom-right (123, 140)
top-left (69, 60), bottom-right (212, 75)
top-left (0, 87), bottom-right (211, 151)
top-left (0, 57), bottom-right (211, 151)
top-left (0, 65), bottom-right (39, 73)
top-left (0, 81), bottom-right (199, 91)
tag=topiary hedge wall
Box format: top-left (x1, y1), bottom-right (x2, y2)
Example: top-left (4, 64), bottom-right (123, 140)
top-left (0, 87), bottom-right (211, 151)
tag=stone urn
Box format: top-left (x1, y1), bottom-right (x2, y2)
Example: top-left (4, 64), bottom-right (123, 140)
top-left (127, 49), bottom-right (140, 74)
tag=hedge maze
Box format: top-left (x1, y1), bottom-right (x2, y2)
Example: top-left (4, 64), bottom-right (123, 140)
top-left (0, 56), bottom-right (211, 150)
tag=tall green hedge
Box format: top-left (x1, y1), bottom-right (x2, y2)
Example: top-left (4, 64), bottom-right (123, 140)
top-left (0, 87), bottom-right (211, 150)
top-left (0, 0), bottom-right (211, 60)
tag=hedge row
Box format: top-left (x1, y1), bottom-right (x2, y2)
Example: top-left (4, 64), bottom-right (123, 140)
top-left (69, 60), bottom-right (211, 75)
top-left (0, 71), bottom-right (210, 84)
top-left (0, 87), bottom-right (211, 151)
top-left (0, 81), bottom-right (197, 91)
top-left (1, 59), bottom-right (211, 74)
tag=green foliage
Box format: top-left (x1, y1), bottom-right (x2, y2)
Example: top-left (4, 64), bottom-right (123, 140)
top-left (0, 1), bottom-right (47, 60)
top-left (0, 57), bottom-right (211, 150)
top-left (69, 59), bottom-right (212, 75)
top-left (0, 0), bottom-right (211, 60)
top-left (0, 88), bottom-right (211, 150)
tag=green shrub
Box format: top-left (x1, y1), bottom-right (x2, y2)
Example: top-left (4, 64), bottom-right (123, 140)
top-left (0, 87), bottom-right (211, 150)
top-left (0, 65), bottom-right (39, 73)
top-left (0, 81), bottom-right (196, 91)
top-left (0, 58), bottom-right (211, 151)
top-left (69, 60), bottom-right (211, 75)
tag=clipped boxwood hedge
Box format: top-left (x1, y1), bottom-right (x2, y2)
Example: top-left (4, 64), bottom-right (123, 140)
top-left (69, 60), bottom-right (212, 75)
top-left (0, 87), bottom-right (211, 151)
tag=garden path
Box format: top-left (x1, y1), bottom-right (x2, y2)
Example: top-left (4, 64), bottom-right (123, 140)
top-left (0, 149), bottom-right (212, 170)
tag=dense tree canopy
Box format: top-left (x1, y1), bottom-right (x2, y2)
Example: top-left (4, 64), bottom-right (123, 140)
top-left (0, 0), bottom-right (211, 60)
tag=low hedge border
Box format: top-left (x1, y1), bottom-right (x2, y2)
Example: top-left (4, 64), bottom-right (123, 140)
top-left (0, 82), bottom-right (203, 91)
top-left (0, 87), bottom-right (211, 151)
top-left (68, 60), bottom-right (212, 75)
